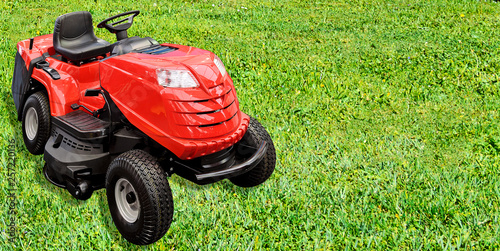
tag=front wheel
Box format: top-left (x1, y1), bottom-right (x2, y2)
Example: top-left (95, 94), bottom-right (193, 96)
top-left (22, 91), bottom-right (51, 155)
top-left (230, 117), bottom-right (276, 187)
top-left (106, 149), bottom-right (173, 245)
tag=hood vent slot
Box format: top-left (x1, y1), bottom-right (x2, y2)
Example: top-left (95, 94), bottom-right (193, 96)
top-left (134, 45), bottom-right (177, 55)
top-left (198, 112), bottom-right (237, 128)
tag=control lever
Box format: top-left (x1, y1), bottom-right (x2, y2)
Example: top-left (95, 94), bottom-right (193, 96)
top-left (71, 89), bottom-right (107, 117)
top-left (35, 60), bottom-right (60, 80)
top-left (70, 103), bottom-right (97, 116)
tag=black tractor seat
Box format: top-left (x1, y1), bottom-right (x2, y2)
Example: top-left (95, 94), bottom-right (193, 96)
top-left (53, 110), bottom-right (109, 141)
top-left (53, 11), bottom-right (111, 62)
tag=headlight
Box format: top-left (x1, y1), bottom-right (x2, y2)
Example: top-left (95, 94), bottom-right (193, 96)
top-left (214, 56), bottom-right (226, 77)
top-left (157, 68), bottom-right (200, 88)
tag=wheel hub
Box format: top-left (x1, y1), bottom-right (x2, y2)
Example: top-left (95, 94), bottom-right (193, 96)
top-left (25, 107), bottom-right (38, 140)
top-left (126, 192), bottom-right (136, 204)
top-left (115, 178), bottom-right (140, 223)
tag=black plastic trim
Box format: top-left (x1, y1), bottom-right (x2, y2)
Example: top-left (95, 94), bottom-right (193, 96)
top-left (44, 126), bottom-right (110, 200)
top-left (43, 67), bottom-right (60, 80)
top-left (195, 141), bottom-right (267, 181)
top-left (52, 110), bottom-right (109, 141)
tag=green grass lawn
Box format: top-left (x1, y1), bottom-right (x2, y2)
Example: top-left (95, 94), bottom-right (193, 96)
top-left (1, 0), bottom-right (500, 249)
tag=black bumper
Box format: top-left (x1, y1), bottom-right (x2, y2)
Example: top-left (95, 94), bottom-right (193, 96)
top-left (172, 141), bottom-right (268, 185)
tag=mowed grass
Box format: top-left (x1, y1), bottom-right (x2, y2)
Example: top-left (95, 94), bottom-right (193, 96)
top-left (1, 0), bottom-right (500, 249)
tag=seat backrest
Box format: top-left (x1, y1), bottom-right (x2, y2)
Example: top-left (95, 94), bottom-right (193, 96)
top-left (53, 11), bottom-right (96, 50)
top-left (53, 11), bottom-right (110, 62)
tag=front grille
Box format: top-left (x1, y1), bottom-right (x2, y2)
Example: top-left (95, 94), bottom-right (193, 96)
top-left (198, 112), bottom-right (237, 128)
top-left (170, 87), bottom-right (238, 128)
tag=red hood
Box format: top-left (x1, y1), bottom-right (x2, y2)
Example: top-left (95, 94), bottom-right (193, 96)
top-left (99, 43), bottom-right (247, 159)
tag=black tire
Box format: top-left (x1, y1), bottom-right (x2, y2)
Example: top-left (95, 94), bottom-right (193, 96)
top-left (22, 91), bottom-right (51, 155)
top-left (106, 149), bottom-right (173, 245)
top-left (230, 117), bottom-right (276, 187)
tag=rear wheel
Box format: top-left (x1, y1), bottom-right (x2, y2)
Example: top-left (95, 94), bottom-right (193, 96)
top-left (106, 149), bottom-right (173, 245)
top-left (22, 91), bottom-right (51, 155)
top-left (230, 117), bottom-right (276, 187)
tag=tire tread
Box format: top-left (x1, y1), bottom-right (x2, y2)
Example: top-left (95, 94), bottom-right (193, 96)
top-left (22, 91), bottom-right (51, 155)
top-left (106, 149), bottom-right (173, 245)
top-left (230, 117), bottom-right (276, 187)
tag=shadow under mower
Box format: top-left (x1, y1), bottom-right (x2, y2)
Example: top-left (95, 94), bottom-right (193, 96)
top-left (11, 10), bottom-right (276, 245)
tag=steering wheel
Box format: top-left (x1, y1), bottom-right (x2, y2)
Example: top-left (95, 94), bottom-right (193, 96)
top-left (97, 10), bottom-right (140, 40)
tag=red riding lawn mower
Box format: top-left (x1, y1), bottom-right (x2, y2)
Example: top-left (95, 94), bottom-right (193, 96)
top-left (11, 10), bottom-right (276, 245)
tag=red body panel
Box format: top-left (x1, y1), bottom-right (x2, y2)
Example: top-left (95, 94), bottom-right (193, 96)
top-left (18, 34), bottom-right (105, 116)
top-left (17, 35), bottom-right (248, 160)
